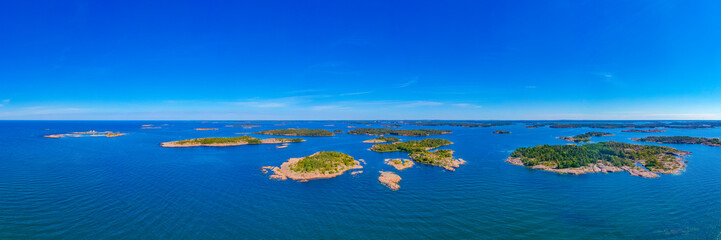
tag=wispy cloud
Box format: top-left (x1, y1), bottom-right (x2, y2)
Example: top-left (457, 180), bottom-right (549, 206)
top-left (290, 89), bottom-right (325, 94)
top-left (0, 106), bottom-right (86, 117)
top-left (452, 103), bottom-right (482, 108)
top-left (396, 101), bottom-right (443, 108)
top-left (397, 78), bottom-right (418, 88)
top-left (231, 101), bottom-right (288, 108)
top-left (228, 97), bottom-right (304, 108)
top-left (308, 61), bottom-right (358, 75)
top-left (310, 105), bottom-right (351, 111)
top-left (0, 99), bottom-right (9, 107)
top-left (339, 91), bottom-right (372, 96)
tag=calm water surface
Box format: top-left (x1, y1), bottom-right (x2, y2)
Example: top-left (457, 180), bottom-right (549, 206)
top-left (1, 121), bottom-right (720, 239)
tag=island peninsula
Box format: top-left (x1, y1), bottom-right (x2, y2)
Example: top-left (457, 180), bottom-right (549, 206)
top-left (506, 141), bottom-right (690, 178)
top-left (263, 151), bottom-right (362, 181)
top-left (161, 136), bottom-right (303, 147)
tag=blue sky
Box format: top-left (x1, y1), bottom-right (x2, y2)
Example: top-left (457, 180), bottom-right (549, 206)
top-left (1, 0), bottom-right (720, 120)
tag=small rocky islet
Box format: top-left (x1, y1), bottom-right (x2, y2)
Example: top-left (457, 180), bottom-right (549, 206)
top-left (44, 130), bottom-right (127, 138)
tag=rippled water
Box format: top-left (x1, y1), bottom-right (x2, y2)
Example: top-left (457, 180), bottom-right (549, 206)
top-left (1, 121), bottom-right (720, 239)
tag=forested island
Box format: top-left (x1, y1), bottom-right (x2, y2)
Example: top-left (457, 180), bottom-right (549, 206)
top-left (381, 124), bottom-right (403, 128)
top-left (363, 136), bottom-right (401, 143)
top-left (506, 141), bottom-right (690, 178)
top-left (558, 132), bottom-right (613, 143)
top-left (370, 139), bottom-right (465, 170)
top-left (633, 136), bottom-right (721, 147)
top-left (44, 131), bottom-right (127, 138)
top-left (263, 151), bottom-right (362, 181)
top-left (254, 128), bottom-right (335, 136)
top-left (333, 130), bottom-right (344, 133)
top-left (622, 129), bottom-right (666, 133)
top-left (409, 149), bottom-right (466, 171)
top-left (493, 131), bottom-right (511, 134)
top-left (370, 139), bottom-right (452, 152)
top-left (161, 136), bottom-right (303, 147)
top-left (347, 128), bottom-right (451, 137)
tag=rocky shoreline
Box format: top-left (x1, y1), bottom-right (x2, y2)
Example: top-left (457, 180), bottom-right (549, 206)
top-left (384, 158), bottom-right (414, 170)
top-left (263, 152), bottom-right (363, 181)
top-left (378, 171), bottom-right (401, 190)
top-left (505, 155), bottom-right (687, 178)
top-left (161, 138), bottom-right (303, 147)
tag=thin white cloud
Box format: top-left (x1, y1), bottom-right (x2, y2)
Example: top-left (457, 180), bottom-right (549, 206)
top-left (339, 91), bottom-right (372, 96)
top-left (0, 106), bottom-right (86, 117)
top-left (231, 101), bottom-right (288, 108)
top-left (0, 99), bottom-right (8, 107)
top-left (452, 103), bottom-right (482, 108)
top-left (310, 105), bottom-right (351, 111)
top-left (398, 79), bottom-right (418, 88)
top-left (396, 101), bottom-right (443, 108)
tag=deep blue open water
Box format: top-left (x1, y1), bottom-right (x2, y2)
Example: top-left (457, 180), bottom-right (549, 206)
top-left (1, 121), bottom-right (720, 239)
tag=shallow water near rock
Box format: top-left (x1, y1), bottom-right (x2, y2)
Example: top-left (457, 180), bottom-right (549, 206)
top-left (1, 120), bottom-right (721, 239)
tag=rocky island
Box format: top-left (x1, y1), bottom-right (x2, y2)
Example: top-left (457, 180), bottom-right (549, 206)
top-left (254, 128), bottom-right (335, 136)
top-left (370, 139), bottom-right (465, 170)
top-left (409, 149), bottom-right (466, 171)
top-left (558, 132), bottom-right (613, 143)
top-left (347, 128), bottom-right (451, 137)
top-left (161, 136), bottom-right (303, 147)
top-left (363, 136), bottom-right (401, 143)
top-left (370, 139), bottom-right (452, 152)
top-left (493, 130), bottom-right (511, 134)
top-left (44, 131), bottom-right (127, 138)
top-left (263, 151), bottom-right (362, 181)
top-left (195, 128), bottom-right (218, 131)
top-left (384, 158), bottom-right (414, 170)
top-left (378, 171), bottom-right (401, 190)
top-left (505, 141), bottom-right (690, 178)
top-left (633, 136), bottom-right (721, 147)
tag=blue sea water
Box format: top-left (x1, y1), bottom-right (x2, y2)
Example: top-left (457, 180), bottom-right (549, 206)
top-left (1, 121), bottom-right (720, 239)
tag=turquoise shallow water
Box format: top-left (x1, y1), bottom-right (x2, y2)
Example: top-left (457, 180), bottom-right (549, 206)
top-left (1, 121), bottom-right (720, 239)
